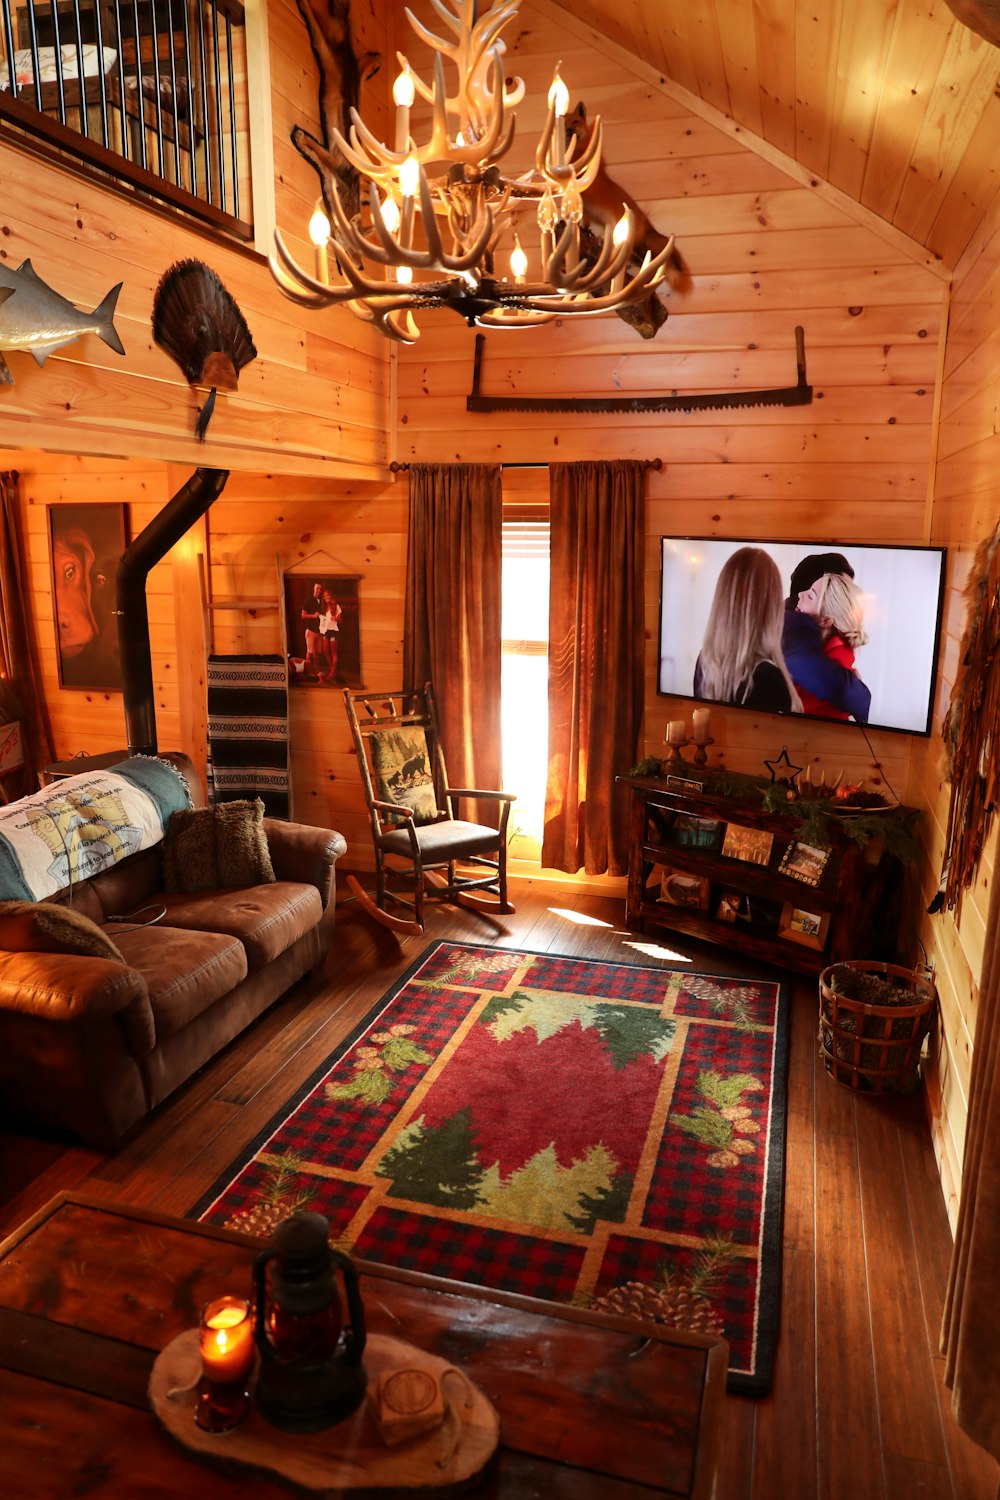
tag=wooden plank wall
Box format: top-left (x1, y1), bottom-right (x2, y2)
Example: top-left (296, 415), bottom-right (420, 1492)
top-left (913, 209), bottom-right (1000, 1229)
top-left (393, 0), bottom-right (945, 805)
top-left (0, 0), bottom-right (391, 476)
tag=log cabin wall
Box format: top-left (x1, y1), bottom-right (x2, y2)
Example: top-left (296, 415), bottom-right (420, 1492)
top-left (914, 207), bottom-right (1000, 1231)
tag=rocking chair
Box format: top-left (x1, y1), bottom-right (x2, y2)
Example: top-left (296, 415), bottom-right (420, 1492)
top-left (343, 684), bottom-right (516, 936)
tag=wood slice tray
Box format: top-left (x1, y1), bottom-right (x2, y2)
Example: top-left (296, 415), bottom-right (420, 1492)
top-left (149, 1331), bottom-right (500, 1495)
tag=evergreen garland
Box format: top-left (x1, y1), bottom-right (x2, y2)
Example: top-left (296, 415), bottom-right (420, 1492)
top-left (628, 759), bottom-right (921, 863)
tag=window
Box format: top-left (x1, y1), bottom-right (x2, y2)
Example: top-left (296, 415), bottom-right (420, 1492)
top-left (501, 506), bottom-right (549, 860)
top-left (0, 0), bottom-right (252, 235)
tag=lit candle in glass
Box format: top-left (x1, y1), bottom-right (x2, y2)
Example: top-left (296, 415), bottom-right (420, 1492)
top-left (195, 1295), bottom-right (255, 1432)
top-left (667, 719), bottom-right (687, 745)
top-left (692, 708), bottom-right (711, 743)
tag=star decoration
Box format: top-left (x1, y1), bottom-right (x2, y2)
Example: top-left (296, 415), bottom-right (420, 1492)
top-left (764, 747), bottom-right (803, 785)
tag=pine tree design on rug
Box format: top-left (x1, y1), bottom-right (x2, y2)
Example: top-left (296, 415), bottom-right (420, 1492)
top-left (671, 1070), bottom-right (764, 1169)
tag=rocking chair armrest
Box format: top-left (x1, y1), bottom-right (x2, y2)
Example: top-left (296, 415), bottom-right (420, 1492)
top-left (444, 788), bottom-right (516, 803)
top-left (372, 799), bottom-right (415, 821)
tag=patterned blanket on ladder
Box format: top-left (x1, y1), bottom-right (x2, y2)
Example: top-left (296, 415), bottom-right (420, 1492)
top-left (207, 655), bottom-right (290, 820)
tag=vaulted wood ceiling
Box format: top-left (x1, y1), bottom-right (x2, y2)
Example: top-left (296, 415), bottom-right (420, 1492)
top-left (561, 0), bottom-right (1000, 272)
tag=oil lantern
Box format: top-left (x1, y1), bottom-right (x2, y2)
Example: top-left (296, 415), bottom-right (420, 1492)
top-left (253, 1210), bottom-right (367, 1431)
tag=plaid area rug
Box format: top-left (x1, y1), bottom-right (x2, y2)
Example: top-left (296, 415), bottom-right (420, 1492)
top-left (192, 941), bottom-right (790, 1395)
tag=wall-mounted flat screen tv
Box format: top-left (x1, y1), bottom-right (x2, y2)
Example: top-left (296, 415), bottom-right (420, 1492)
top-left (658, 537), bottom-right (947, 736)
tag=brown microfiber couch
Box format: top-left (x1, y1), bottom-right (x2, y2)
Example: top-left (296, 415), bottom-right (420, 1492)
top-left (0, 756), bottom-right (346, 1150)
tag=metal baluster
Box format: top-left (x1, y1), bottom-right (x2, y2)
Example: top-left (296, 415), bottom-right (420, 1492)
top-left (224, 9), bottom-right (236, 219)
top-left (91, 0), bottom-right (110, 147)
top-left (108, 0), bottom-right (131, 161)
top-left (48, 0), bottom-right (67, 122)
top-left (208, 0), bottom-right (223, 212)
top-left (148, 0), bottom-right (164, 174)
top-left (195, 0), bottom-right (212, 205)
top-left (127, 0), bottom-right (145, 169)
top-left (69, 0), bottom-right (87, 134)
top-left (180, 0), bottom-right (197, 199)
top-left (2, 0), bottom-right (33, 111)
top-left (165, 0), bottom-right (180, 182)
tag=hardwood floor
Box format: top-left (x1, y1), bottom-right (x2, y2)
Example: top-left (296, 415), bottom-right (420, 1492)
top-left (1, 878), bottom-right (997, 1500)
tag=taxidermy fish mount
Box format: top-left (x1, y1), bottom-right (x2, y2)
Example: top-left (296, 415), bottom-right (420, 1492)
top-left (151, 259), bottom-right (257, 442)
top-left (291, 0), bottom-right (380, 228)
top-left (0, 260), bottom-right (125, 385)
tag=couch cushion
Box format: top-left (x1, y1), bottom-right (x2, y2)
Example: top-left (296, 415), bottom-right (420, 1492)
top-left (109, 923), bottom-right (248, 1041)
top-left (162, 800), bottom-right (275, 893)
top-left (0, 899), bottom-right (125, 961)
top-left (153, 882), bottom-right (323, 969)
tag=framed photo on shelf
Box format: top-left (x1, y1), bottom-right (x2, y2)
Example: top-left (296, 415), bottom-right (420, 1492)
top-left (778, 902), bottom-right (831, 950)
top-left (721, 822), bottom-right (774, 866)
top-left (716, 890), bottom-right (744, 923)
top-left (658, 867), bottom-right (711, 910)
top-left (779, 840), bottom-right (831, 886)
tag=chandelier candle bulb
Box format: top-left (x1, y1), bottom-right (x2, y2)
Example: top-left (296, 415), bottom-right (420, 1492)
top-left (307, 207), bottom-right (331, 287)
top-left (692, 708), bottom-right (711, 743)
top-left (392, 64), bottom-right (414, 154)
top-left (547, 69), bottom-right (569, 168)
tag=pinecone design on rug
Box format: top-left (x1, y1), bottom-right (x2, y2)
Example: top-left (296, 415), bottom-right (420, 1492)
top-left (223, 1153), bottom-right (315, 1237)
top-left (672, 1069), bottom-right (763, 1168)
top-left (590, 1242), bottom-right (733, 1340)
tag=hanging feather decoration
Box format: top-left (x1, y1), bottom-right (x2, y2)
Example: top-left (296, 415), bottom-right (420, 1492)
top-left (151, 259), bottom-right (257, 441)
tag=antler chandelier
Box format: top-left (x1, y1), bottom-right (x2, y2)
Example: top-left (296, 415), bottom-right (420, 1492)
top-left (269, 0), bottom-right (683, 343)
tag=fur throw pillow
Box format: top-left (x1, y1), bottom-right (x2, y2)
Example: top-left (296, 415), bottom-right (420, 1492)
top-left (0, 900), bottom-right (125, 961)
top-left (162, 799), bottom-right (275, 893)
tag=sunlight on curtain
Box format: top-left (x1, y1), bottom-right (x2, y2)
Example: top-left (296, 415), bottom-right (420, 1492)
top-left (501, 516), bottom-right (549, 858)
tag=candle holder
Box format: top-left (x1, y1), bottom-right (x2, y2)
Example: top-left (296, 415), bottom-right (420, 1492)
top-left (196, 1295), bottom-right (255, 1434)
top-left (690, 736), bottom-right (715, 768)
top-left (663, 739), bottom-right (691, 771)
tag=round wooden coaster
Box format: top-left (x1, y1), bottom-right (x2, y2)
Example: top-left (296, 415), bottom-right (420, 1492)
top-left (149, 1330), bottom-right (499, 1494)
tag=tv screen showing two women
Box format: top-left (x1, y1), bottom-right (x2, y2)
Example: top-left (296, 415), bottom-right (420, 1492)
top-left (657, 538), bottom-right (946, 736)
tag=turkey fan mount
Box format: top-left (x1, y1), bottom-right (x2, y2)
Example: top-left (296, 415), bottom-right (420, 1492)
top-left (152, 260), bottom-right (257, 441)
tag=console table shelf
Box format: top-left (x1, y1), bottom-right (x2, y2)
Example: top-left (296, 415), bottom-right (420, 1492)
top-left (623, 775), bottom-right (907, 977)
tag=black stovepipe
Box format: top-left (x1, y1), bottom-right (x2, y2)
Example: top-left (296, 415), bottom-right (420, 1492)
top-left (116, 466), bottom-right (229, 757)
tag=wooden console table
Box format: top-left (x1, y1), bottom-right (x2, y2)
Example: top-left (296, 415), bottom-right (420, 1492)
top-left (0, 1193), bottom-right (727, 1498)
top-left (623, 774), bottom-right (910, 976)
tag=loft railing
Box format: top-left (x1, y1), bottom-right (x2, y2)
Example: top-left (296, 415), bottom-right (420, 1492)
top-left (0, 0), bottom-right (251, 238)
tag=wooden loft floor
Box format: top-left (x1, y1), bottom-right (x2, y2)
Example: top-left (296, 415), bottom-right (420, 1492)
top-left (0, 880), bottom-right (996, 1500)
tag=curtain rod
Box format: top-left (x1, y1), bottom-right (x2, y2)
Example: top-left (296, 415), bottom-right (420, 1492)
top-left (389, 459), bottom-right (662, 472)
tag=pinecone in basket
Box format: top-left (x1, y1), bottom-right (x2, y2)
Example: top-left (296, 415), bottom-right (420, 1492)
top-left (590, 1278), bottom-right (725, 1338)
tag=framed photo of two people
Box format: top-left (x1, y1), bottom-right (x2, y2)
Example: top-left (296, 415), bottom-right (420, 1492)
top-left (282, 570), bottom-right (362, 688)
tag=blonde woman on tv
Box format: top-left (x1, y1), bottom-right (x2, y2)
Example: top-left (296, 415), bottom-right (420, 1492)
top-left (694, 547), bottom-right (802, 713)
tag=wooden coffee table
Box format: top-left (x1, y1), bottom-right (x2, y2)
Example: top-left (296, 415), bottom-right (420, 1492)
top-left (0, 1193), bottom-right (727, 1498)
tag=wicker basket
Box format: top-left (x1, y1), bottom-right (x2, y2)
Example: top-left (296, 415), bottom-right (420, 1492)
top-left (818, 960), bottom-right (937, 1094)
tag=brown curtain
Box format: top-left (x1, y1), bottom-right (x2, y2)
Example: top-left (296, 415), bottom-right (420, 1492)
top-left (542, 459), bottom-right (645, 876)
top-left (402, 463), bottom-right (503, 792)
top-left (0, 471), bottom-right (53, 795)
top-left (942, 866), bottom-right (1000, 1468)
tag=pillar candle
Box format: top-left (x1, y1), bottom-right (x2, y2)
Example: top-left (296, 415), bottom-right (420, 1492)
top-left (666, 719), bottom-right (687, 744)
top-left (692, 708), bottom-right (711, 743)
